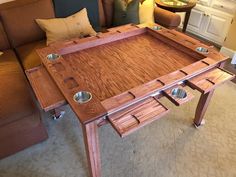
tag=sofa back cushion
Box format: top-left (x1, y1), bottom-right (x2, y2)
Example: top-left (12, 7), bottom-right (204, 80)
top-left (98, 0), bottom-right (106, 27)
top-left (102, 0), bottom-right (145, 27)
top-left (0, 21), bottom-right (10, 50)
top-left (102, 0), bottom-right (114, 27)
top-left (0, 0), bottom-right (55, 48)
top-left (53, 0), bottom-right (101, 31)
top-left (113, 0), bottom-right (140, 26)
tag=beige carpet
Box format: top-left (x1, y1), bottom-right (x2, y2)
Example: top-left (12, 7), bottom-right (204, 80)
top-left (0, 82), bottom-right (236, 177)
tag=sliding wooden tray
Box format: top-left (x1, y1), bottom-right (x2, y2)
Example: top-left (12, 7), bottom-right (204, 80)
top-left (188, 67), bottom-right (235, 93)
top-left (26, 66), bottom-right (66, 111)
top-left (108, 97), bottom-right (169, 137)
top-left (163, 85), bottom-right (194, 106)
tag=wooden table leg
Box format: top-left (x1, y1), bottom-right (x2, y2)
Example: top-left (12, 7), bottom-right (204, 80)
top-left (82, 121), bottom-right (101, 177)
top-left (182, 10), bottom-right (191, 32)
top-left (194, 90), bottom-right (215, 127)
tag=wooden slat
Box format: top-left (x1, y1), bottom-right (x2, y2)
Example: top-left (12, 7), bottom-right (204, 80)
top-left (147, 28), bottom-right (228, 62)
top-left (108, 97), bottom-right (169, 137)
top-left (163, 86), bottom-right (194, 106)
top-left (25, 66), bottom-right (66, 111)
top-left (107, 24), bottom-right (139, 32)
top-left (58, 27), bottom-right (146, 55)
top-left (187, 67), bottom-right (235, 93)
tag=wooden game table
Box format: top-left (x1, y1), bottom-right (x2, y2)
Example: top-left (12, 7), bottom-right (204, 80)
top-left (26, 24), bottom-right (234, 177)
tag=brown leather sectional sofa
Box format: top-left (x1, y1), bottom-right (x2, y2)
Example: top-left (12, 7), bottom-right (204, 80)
top-left (0, 0), bottom-right (180, 159)
top-left (0, 18), bottom-right (48, 159)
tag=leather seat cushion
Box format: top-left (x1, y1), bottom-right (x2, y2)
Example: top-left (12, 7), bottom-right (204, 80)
top-left (0, 50), bottom-right (36, 127)
top-left (0, 22), bottom-right (10, 50)
top-left (16, 40), bottom-right (46, 70)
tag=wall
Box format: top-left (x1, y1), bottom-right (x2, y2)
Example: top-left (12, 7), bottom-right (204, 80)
top-left (223, 14), bottom-right (236, 51)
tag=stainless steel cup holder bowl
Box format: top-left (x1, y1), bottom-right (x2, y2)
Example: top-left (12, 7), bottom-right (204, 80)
top-left (73, 91), bottom-right (92, 104)
top-left (47, 53), bottom-right (60, 61)
top-left (196, 47), bottom-right (209, 54)
top-left (153, 26), bottom-right (162, 30)
top-left (171, 88), bottom-right (187, 99)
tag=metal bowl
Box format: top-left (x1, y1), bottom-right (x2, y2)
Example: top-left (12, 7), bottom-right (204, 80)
top-left (73, 91), bottom-right (92, 104)
top-left (171, 88), bottom-right (187, 99)
top-left (153, 26), bottom-right (162, 31)
top-left (196, 47), bottom-right (209, 54)
top-left (47, 53), bottom-right (60, 61)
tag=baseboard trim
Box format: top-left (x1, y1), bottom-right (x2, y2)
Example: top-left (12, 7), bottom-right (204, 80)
top-left (220, 47), bottom-right (235, 58)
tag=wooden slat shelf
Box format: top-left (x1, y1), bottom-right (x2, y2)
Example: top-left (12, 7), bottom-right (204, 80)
top-left (187, 67), bottom-right (235, 93)
top-left (108, 97), bottom-right (169, 137)
top-left (163, 86), bottom-right (194, 106)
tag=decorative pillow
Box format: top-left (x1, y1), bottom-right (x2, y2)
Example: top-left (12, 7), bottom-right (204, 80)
top-left (139, 0), bottom-right (155, 24)
top-left (113, 0), bottom-right (140, 26)
top-left (36, 8), bottom-right (97, 45)
top-left (0, 51), bottom-right (3, 56)
top-left (52, 0), bottom-right (100, 31)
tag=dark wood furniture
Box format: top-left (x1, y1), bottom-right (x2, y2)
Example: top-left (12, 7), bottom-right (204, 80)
top-left (155, 0), bottom-right (197, 32)
top-left (26, 24), bottom-right (234, 177)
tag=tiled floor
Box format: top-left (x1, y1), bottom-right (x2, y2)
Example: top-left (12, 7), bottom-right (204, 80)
top-left (0, 82), bottom-right (236, 177)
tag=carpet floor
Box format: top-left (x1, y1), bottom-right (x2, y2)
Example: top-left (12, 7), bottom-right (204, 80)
top-left (0, 82), bottom-right (236, 177)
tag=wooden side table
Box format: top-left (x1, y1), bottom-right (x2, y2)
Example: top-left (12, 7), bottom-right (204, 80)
top-left (155, 0), bottom-right (196, 32)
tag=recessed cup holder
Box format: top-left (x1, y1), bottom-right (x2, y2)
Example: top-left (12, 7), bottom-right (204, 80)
top-left (196, 47), bottom-right (209, 54)
top-left (47, 53), bottom-right (60, 61)
top-left (73, 91), bottom-right (92, 104)
top-left (171, 88), bottom-right (187, 99)
top-left (152, 26), bottom-right (162, 31)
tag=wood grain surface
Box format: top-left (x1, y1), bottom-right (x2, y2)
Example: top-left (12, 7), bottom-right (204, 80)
top-left (26, 66), bottom-right (66, 111)
top-left (82, 121), bottom-right (101, 177)
top-left (63, 33), bottom-right (199, 102)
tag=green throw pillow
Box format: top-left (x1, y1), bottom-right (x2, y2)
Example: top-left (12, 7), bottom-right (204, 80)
top-left (113, 0), bottom-right (140, 26)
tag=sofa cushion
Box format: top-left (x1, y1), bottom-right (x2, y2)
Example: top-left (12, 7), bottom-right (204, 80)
top-left (53, 0), bottom-right (100, 31)
top-left (16, 40), bottom-right (46, 70)
top-left (36, 9), bottom-right (97, 45)
top-left (113, 0), bottom-right (140, 26)
top-left (0, 50), bottom-right (36, 126)
top-left (0, 21), bottom-right (10, 50)
top-left (0, 0), bottom-right (55, 47)
top-left (98, 0), bottom-right (106, 27)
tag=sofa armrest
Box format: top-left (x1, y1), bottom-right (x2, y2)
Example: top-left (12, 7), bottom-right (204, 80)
top-left (154, 7), bottom-right (181, 29)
